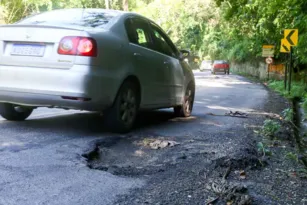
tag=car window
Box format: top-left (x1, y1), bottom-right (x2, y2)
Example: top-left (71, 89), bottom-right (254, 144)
top-left (202, 60), bottom-right (211, 64)
top-left (149, 23), bottom-right (178, 58)
top-left (214, 60), bottom-right (227, 64)
top-left (125, 18), bottom-right (152, 49)
top-left (136, 28), bottom-right (147, 44)
top-left (16, 9), bottom-right (120, 28)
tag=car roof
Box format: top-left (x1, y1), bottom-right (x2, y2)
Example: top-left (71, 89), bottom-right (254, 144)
top-left (214, 60), bottom-right (228, 63)
top-left (43, 8), bottom-right (127, 14)
top-left (16, 8), bottom-right (151, 32)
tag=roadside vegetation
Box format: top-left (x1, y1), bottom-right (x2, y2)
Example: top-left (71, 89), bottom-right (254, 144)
top-left (268, 80), bottom-right (307, 118)
top-left (266, 80), bottom-right (307, 171)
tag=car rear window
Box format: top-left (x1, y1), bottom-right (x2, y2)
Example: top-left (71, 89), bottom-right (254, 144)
top-left (214, 60), bottom-right (228, 64)
top-left (16, 9), bottom-right (120, 28)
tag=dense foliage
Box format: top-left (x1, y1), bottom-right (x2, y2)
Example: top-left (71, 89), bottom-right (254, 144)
top-left (1, 0), bottom-right (307, 65)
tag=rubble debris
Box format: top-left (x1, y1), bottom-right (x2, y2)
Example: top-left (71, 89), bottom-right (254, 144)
top-left (205, 179), bottom-right (251, 205)
top-left (206, 196), bottom-right (219, 205)
top-left (225, 111), bottom-right (248, 118)
top-left (139, 138), bottom-right (180, 150)
top-left (148, 140), bottom-right (180, 149)
top-left (206, 111), bottom-right (248, 118)
top-left (239, 170), bottom-right (246, 179)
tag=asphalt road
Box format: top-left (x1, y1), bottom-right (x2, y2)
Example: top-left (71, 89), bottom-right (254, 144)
top-left (0, 71), bottom-right (268, 205)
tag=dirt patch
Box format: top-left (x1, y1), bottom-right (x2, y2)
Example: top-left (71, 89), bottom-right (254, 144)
top-left (83, 128), bottom-right (264, 205)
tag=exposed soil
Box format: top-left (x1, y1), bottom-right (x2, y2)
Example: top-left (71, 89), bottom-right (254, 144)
top-left (82, 81), bottom-right (307, 205)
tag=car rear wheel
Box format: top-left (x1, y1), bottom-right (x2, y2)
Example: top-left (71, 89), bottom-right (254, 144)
top-left (174, 83), bottom-right (195, 117)
top-left (0, 103), bottom-right (33, 121)
top-left (104, 81), bottom-right (139, 133)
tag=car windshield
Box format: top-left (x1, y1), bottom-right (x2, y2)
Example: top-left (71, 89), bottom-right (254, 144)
top-left (214, 60), bottom-right (227, 64)
top-left (16, 9), bottom-right (121, 28)
top-left (202, 60), bottom-right (211, 64)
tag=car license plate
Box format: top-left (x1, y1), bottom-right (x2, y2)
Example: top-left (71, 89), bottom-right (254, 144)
top-left (10, 44), bottom-right (46, 57)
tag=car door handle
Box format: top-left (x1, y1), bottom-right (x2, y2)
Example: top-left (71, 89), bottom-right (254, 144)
top-left (134, 53), bottom-right (142, 57)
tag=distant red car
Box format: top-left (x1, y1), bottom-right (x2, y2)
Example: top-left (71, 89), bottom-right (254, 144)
top-left (211, 60), bottom-right (230, 75)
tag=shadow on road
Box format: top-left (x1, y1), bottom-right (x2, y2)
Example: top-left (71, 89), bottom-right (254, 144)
top-left (5, 109), bottom-right (197, 135)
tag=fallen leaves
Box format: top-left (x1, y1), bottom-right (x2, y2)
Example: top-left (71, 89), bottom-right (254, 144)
top-left (138, 138), bottom-right (180, 150)
top-left (148, 140), bottom-right (180, 149)
top-left (205, 196), bottom-right (219, 205)
top-left (206, 111), bottom-right (248, 118)
top-left (239, 170), bottom-right (246, 179)
top-left (225, 111), bottom-right (248, 118)
top-left (235, 170), bottom-right (247, 179)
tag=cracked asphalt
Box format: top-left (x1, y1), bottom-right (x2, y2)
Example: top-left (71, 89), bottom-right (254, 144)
top-left (0, 71), bottom-right (269, 205)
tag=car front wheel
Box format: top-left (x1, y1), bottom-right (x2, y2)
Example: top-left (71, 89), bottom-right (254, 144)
top-left (0, 103), bottom-right (33, 121)
top-left (174, 83), bottom-right (195, 117)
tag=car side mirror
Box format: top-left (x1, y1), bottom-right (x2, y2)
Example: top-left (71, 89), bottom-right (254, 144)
top-left (179, 50), bottom-right (190, 61)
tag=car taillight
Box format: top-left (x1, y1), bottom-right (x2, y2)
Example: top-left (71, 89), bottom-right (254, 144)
top-left (58, 36), bottom-right (97, 57)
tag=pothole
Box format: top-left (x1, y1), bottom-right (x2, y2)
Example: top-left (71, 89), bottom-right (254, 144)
top-left (82, 135), bottom-right (188, 177)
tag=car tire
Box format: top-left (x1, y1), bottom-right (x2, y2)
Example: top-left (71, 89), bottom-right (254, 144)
top-left (174, 83), bottom-right (195, 117)
top-left (103, 80), bottom-right (139, 133)
top-left (0, 103), bottom-right (33, 121)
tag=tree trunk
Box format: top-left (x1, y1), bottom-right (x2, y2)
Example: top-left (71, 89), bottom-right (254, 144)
top-left (105, 0), bottom-right (109, 9)
top-left (123, 0), bottom-right (128, 11)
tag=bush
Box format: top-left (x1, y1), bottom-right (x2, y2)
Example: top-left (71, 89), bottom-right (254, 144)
top-left (268, 80), bottom-right (307, 99)
top-left (303, 96), bottom-right (307, 118)
top-left (261, 119), bottom-right (281, 138)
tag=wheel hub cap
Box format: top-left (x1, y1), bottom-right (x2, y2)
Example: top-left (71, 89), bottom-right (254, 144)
top-left (120, 89), bottom-right (136, 125)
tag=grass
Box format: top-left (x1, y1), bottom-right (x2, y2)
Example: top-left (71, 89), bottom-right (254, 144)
top-left (303, 97), bottom-right (307, 118)
top-left (268, 80), bottom-right (306, 99)
top-left (259, 119), bottom-right (281, 139)
top-left (282, 108), bottom-right (293, 122)
top-left (268, 80), bottom-right (307, 118)
top-left (233, 70), bottom-right (307, 118)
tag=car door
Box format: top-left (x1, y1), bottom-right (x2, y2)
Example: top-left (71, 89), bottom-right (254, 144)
top-left (125, 17), bottom-right (165, 107)
top-left (148, 22), bottom-right (185, 106)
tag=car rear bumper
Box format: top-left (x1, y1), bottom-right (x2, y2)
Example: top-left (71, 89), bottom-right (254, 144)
top-left (0, 64), bottom-right (118, 111)
top-left (0, 90), bottom-right (104, 111)
top-left (213, 68), bottom-right (229, 72)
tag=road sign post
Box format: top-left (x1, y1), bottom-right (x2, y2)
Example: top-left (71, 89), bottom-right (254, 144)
top-left (268, 64), bottom-right (270, 80)
top-left (284, 62), bottom-right (288, 90)
top-left (280, 29), bottom-right (298, 93)
top-left (288, 47), bottom-right (293, 93)
top-left (265, 57), bottom-right (273, 80)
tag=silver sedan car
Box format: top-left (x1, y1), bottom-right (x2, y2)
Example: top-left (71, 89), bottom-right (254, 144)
top-left (0, 8), bottom-right (195, 133)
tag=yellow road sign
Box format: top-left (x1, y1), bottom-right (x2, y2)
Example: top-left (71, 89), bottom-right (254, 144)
top-left (284, 29), bottom-right (298, 46)
top-left (280, 39), bottom-right (290, 53)
top-left (262, 45), bottom-right (274, 49)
